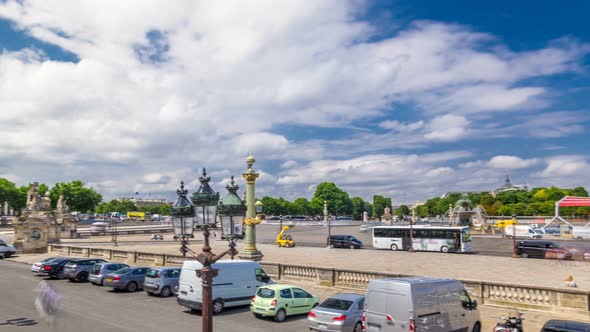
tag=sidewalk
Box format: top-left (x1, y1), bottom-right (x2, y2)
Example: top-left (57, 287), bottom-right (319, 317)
top-left (5, 253), bottom-right (590, 331)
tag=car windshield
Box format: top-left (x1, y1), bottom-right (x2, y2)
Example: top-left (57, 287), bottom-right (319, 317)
top-left (90, 264), bottom-right (102, 273)
top-left (115, 268), bottom-right (131, 274)
top-left (145, 269), bottom-right (161, 278)
top-left (0, 240), bottom-right (6, 246)
top-left (256, 288), bottom-right (275, 298)
top-left (319, 298), bottom-right (353, 310)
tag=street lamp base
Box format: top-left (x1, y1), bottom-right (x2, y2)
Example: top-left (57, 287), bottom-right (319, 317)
top-left (238, 250), bottom-right (264, 261)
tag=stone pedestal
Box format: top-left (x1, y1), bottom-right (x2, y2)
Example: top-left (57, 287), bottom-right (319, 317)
top-left (13, 217), bottom-right (49, 254)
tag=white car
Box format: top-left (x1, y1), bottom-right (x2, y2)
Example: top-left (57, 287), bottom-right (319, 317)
top-left (31, 257), bottom-right (61, 273)
top-left (0, 239), bottom-right (16, 258)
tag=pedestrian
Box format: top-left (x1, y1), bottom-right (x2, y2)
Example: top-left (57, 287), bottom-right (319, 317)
top-left (35, 281), bottom-right (63, 329)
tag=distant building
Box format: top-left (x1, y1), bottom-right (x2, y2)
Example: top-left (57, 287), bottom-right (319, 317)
top-left (491, 175), bottom-right (528, 196)
top-left (115, 197), bottom-right (171, 207)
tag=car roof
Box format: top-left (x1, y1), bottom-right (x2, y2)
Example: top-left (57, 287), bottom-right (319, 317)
top-left (543, 320), bottom-right (590, 331)
top-left (328, 293), bottom-right (365, 301)
top-left (261, 284), bottom-right (298, 291)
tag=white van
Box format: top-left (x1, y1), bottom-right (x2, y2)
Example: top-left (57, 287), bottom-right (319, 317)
top-left (89, 222), bottom-right (109, 234)
top-left (177, 260), bottom-right (272, 314)
top-left (365, 277), bottom-right (481, 332)
top-left (505, 225), bottom-right (543, 239)
top-left (572, 226), bottom-right (590, 240)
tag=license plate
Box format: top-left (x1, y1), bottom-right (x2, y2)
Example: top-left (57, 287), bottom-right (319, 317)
top-left (106, 278), bottom-right (112, 282)
top-left (256, 308), bottom-right (265, 312)
top-left (318, 325), bottom-right (326, 329)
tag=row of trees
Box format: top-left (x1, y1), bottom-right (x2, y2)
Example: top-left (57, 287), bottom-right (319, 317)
top-left (3, 176), bottom-right (588, 219)
top-left (417, 186), bottom-right (590, 217)
top-left (0, 179), bottom-right (102, 213)
top-left (95, 199), bottom-right (171, 216)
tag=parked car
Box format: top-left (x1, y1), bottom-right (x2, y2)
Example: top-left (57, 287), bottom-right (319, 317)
top-left (103, 267), bottom-right (149, 292)
top-left (307, 293), bottom-right (365, 332)
top-left (251, 284), bottom-right (320, 322)
top-left (89, 222), bottom-right (109, 234)
top-left (364, 277), bottom-right (480, 332)
top-left (40, 258), bottom-right (81, 279)
top-left (541, 320), bottom-right (590, 332)
top-left (89, 262), bottom-right (130, 285)
top-left (144, 267), bottom-right (181, 297)
top-left (31, 257), bottom-right (65, 274)
top-left (63, 258), bottom-right (108, 282)
top-left (328, 235), bottom-right (363, 249)
top-left (516, 240), bottom-right (572, 260)
top-left (0, 239), bottom-right (16, 258)
top-left (178, 260), bottom-right (272, 314)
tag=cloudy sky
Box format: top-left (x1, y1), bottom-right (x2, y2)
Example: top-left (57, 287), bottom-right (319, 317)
top-left (1, 0), bottom-right (589, 204)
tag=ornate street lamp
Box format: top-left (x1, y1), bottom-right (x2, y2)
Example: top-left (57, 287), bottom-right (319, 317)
top-left (171, 181), bottom-right (194, 257)
top-left (190, 170), bottom-right (244, 332)
top-left (255, 200), bottom-right (263, 214)
top-left (511, 213), bottom-right (519, 258)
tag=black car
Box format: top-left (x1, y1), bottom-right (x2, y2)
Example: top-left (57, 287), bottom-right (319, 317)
top-left (328, 235), bottom-right (363, 249)
top-left (541, 320), bottom-right (590, 332)
top-left (40, 258), bottom-right (81, 279)
top-left (516, 240), bottom-right (570, 259)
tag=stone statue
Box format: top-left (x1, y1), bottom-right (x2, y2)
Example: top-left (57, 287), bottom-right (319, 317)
top-left (56, 195), bottom-right (68, 214)
top-left (382, 206), bottom-right (393, 223)
top-left (26, 183), bottom-right (40, 211)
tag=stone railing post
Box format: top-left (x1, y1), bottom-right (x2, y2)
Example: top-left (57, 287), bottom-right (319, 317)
top-left (67, 246), bottom-right (71, 256)
top-left (316, 267), bottom-right (335, 287)
top-left (278, 264), bottom-right (282, 280)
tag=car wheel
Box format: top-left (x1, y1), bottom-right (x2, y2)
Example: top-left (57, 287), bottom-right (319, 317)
top-left (76, 272), bottom-right (88, 282)
top-left (146, 291), bottom-right (154, 296)
top-left (521, 252), bottom-right (529, 258)
top-left (273, 308), bottom-right (286, 322)
top-left (3, 252), bottom-right (11, 258)
top-left (577, 237), bottom-right (584, 241)
top-left (329, 244), bottom-right (334, 249)
top-left (160, 286), bottom-right (172, 297)
top-left (285, 243), bottom-right (291, 248)
top-left (353, 322), bottom-right (362, 332)
top-left (126, 282), bottom-right (138, 292)
top-left (440, 246), bottom-right (449, 253)
top-left (212, 299), bottom-right (224, 314)
top-left (472, 322), bottom-right (481, 332)
top-left (390, 244), bottom-right (398, 251)
top-left (350, 244), bottom-right (356, 249)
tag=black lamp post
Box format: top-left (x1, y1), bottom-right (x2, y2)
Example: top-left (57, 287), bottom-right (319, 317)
top-left (171, 181), bottom-right (195, 257)
top-left (511, 213), bottom-right (518, 258)
top-left (191, 170), bottom-right (245, 332)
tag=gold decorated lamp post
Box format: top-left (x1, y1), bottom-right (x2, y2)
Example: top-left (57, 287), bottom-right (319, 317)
top-left (239, 153), bottom-right (264, 261)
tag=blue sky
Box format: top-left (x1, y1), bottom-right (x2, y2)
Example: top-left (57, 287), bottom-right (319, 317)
top-left (0, 1), bottom-right (589, 204)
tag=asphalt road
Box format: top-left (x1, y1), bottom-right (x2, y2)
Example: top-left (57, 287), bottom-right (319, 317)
top-left (254, 224), bottom-right (590, 256)
top-left (2, 224), bottom-right (589, 258)
top-left (0, 260), bottom-right (310, 332)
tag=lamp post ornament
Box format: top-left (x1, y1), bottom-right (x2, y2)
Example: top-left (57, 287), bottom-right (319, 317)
top-left (172, 169), bottom-right (246, 332)
top-left (239, 153), bottom-right (263, 261)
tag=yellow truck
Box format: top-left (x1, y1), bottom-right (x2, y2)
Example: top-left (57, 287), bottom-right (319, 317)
top-left (494, 219), bottom-right (517, 229)
top-left (127, 211), bottom-right (146, 221)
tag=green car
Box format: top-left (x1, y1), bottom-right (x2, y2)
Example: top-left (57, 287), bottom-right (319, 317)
top-left (250, 284), bottom-right (320, 322)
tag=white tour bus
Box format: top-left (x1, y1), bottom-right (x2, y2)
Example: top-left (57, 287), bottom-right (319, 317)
top-left (373, 225), bottom-right (472, 252)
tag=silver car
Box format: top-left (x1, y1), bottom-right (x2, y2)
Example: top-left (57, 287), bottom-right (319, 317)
top-left (63, 258), bottom-right (108, 282)
top-left (103, 267), bottom-right (149, 292)
top-left (89, 262), bottom-right (130, 285)
top-left (308, 293), bottom-right (365, 332)
top-left (143, 267), bottom-right (181, 297)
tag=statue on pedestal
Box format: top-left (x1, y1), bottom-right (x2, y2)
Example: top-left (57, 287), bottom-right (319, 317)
top-left (382, 206), bottom-right (393, 223)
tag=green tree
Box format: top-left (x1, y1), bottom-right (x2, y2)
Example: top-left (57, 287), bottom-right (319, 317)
top-left (351, 197), bottom-right (371, 220)
top-left (0, 178), bottom-right (19, 212)
top-left (48, 180), bottom-right (102, 212)
top-left (372, 195), bottom-right (391, 219)
top-left (309, 182), bottom-right (352, 216)
top-left (395, 205), bottom-right (410, 218)
top-left (571, 187), bottom-right (589, 197)
top-left (291, 198), bottom-right (310, 216)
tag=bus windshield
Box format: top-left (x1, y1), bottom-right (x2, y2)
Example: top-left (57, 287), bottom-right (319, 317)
top-left (462, 228), bottom-right (472, 243)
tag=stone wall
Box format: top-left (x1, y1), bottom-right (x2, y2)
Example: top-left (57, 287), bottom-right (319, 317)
top-left (49, 244), bottom-right (590, 316)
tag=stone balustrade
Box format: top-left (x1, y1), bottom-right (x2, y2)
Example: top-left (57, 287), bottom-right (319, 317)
top-left (48, 244), bottom-right (590, 315)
